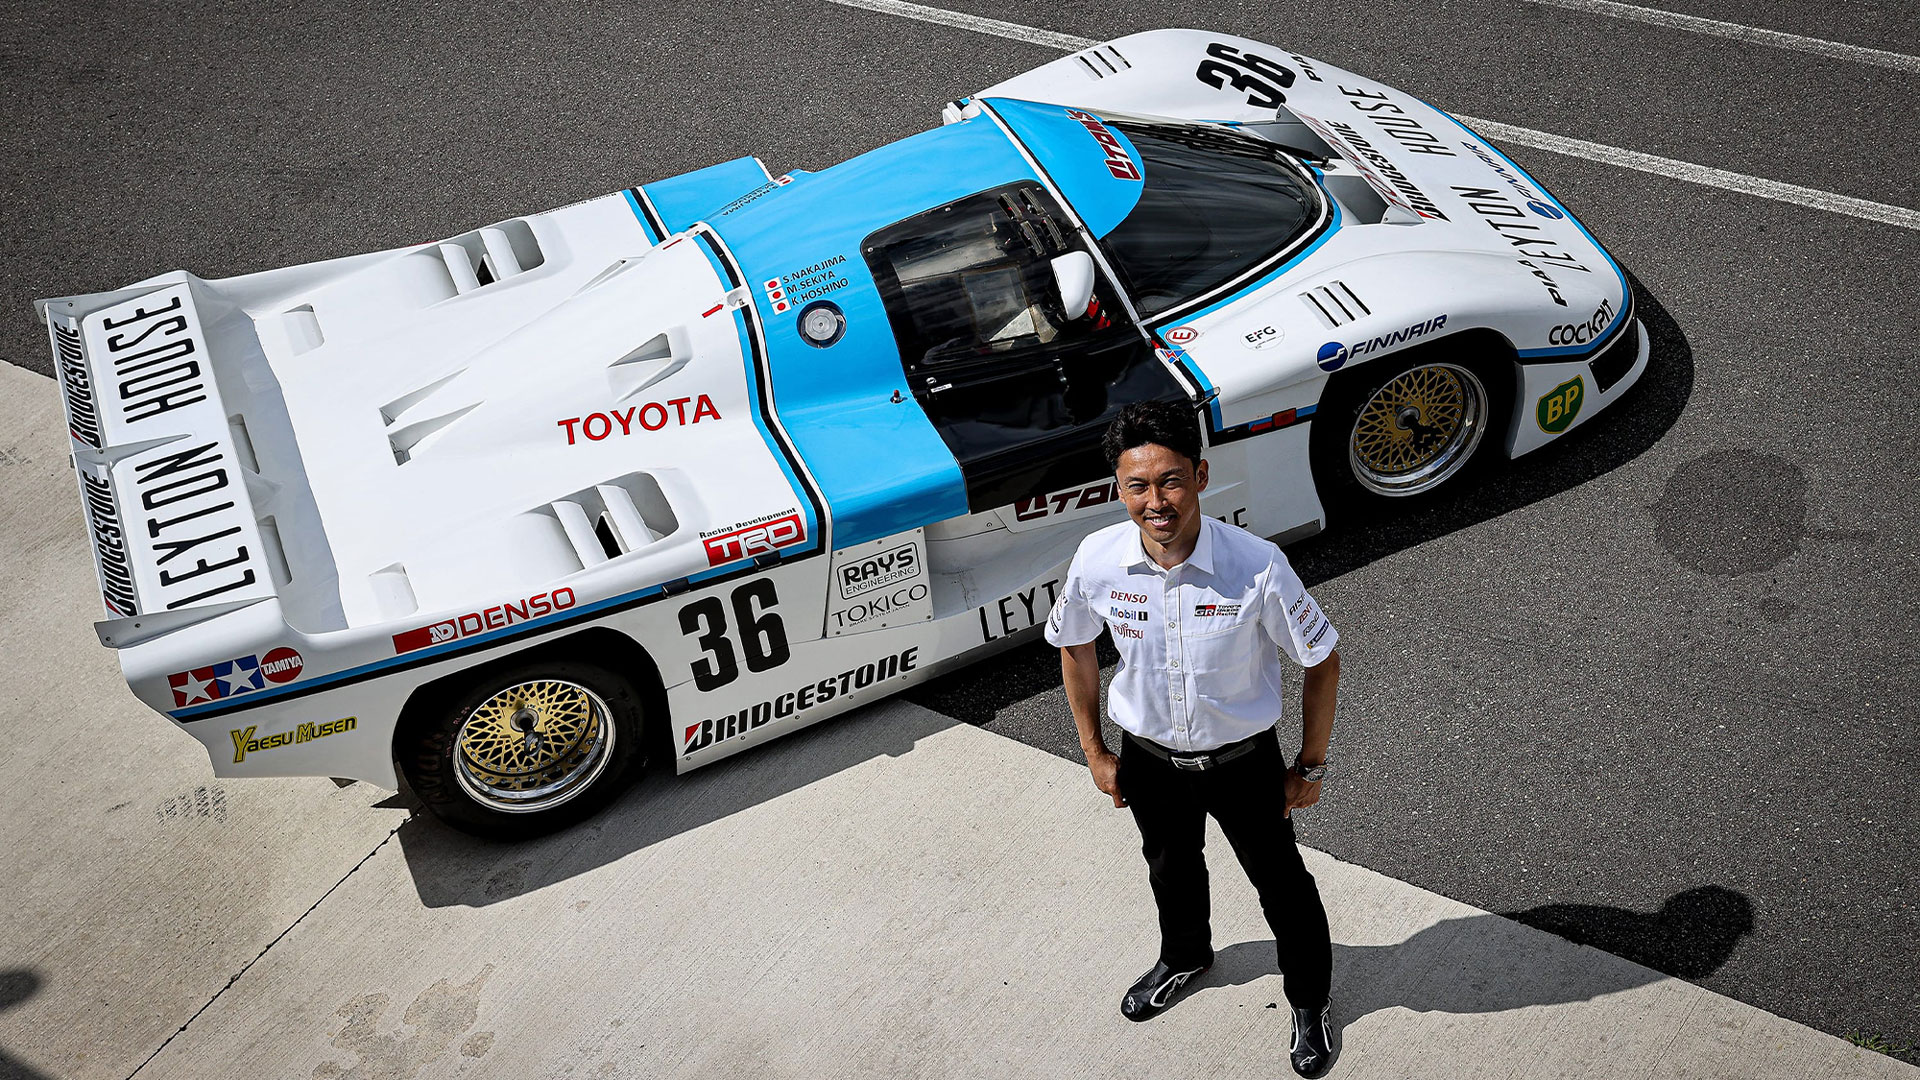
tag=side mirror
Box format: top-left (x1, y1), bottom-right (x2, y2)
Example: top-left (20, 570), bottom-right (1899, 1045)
top-left (1050, 251), bottom-right (1096, 320)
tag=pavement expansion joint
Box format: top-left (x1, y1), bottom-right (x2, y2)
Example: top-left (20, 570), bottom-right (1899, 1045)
top-left (121, 813), bottom-right (416, 1080)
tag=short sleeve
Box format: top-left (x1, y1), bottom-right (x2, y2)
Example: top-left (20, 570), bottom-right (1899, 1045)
top-left (1043, 547), bottom-right (1103, 648)
top-left (1262, 549), bottom-right (1339, 666)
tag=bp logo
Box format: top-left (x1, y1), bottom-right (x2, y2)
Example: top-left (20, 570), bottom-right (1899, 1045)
top-left (1315, 341), bottom-right (1350, 372)
top-left (1537, 376), bottom-right (1584, 433)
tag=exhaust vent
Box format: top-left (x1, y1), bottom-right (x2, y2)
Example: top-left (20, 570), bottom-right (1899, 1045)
top-left (545, 473), bottom-right (679, 568)
top-left (1301, 282), bottom-right (1370, 328)
top-left (424, 219), bottom-right (547, 297)
top-left (388, 403), bottom-right (478, 465)
top-left (608, 328), bottom-right (692, 401)
top-left (1073, 45), bottom-right (1132, 79)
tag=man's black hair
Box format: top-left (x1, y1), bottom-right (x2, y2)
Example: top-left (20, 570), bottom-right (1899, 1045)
top-left (1102, 399), bottom-right (1203, 472)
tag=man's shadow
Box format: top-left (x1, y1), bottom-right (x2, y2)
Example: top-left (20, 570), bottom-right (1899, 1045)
top-left (1195, 886), bottom-right (1753, 1067)
top-left (0, 969), bottom-right (53, 1080)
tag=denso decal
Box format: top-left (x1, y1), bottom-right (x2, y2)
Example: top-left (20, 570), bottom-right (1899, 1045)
top-left (1339, 85), bottom-right (1454, 157)
top-left (169, 647), bottom-right (304, 708)
top-left (701, 510), bottom-right (806, 566)
top-left (838, 544), bottom-right (920, 599)
top-left (1451, 184), bottom-right (1593, 275)
top-left (230, 716), bottom-right (356, 764)
top-left (1549, 299), bottom-right (1616, 346)
top-left (1316, 315), bottom-right (1448, 372)
top-left (392, 589), bottom-right (577, 653)
top-left (682, 647), bottom-right (920, 756)
top-left (1065, 109), bottom-right (1140, 181)
top-left (1014, 480), bottom-right (1121, 522)
top-left (557, 395), bottom-right (721, 444)
top-left (1304, 116), bottom-right (1448, 221)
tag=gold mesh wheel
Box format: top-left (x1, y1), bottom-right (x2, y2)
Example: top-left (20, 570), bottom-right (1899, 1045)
top-left (453, 677), bottom-right (616, 813)
top-left (1347, 362), bottom-right (1489, 496)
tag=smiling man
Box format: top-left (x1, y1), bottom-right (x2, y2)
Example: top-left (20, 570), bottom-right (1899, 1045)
top-left (1047, 399), bottom-right (1342, 1078)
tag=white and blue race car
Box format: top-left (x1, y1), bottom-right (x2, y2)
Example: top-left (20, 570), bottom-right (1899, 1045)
top-left (37, 30), bottom-right (1646, 836)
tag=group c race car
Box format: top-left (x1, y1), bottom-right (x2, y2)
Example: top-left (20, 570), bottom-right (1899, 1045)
top-left (38, 29), bottom-right (1647, 836)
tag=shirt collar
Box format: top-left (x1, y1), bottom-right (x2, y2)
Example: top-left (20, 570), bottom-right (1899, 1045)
top-left (1119, 515), bottom-right (1215, 575)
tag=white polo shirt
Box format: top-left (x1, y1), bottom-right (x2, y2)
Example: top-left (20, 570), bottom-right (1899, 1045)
top-left (1044, 514), bottom-right (1338, 752)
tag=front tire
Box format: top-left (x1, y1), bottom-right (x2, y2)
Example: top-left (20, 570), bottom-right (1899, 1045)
top-left (401, 659), bottom-right (646, 838)
top-left (1310, 348), bottom-right (1510, 521)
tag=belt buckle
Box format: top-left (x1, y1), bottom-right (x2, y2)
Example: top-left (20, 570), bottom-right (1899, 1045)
top-left (1170, 753), bottom-right (1211, 771)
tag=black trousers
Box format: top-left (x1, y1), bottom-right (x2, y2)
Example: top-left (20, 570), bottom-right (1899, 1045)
top-left (1119, 728), bottom-right (1333, 1008)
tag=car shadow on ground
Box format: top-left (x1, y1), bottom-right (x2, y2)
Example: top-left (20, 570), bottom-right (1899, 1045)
top-left (905, 267), bottom-right (1692, 735)
top-left (0, 969), bottom-right (52, 1080)
top-left (386, 696), bottom-right (963, 908)
top-left (1194, 885), bottom-right (1753, 1067)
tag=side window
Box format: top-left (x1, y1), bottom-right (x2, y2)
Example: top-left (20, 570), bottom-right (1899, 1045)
top-left (862, 185), bottom-right (1126, 376)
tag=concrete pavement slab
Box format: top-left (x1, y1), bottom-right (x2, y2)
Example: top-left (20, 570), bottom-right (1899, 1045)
top-left (116, 700), bottom-right (1911, 1080)
top-left (0, 364), bottom-right (409, 1080)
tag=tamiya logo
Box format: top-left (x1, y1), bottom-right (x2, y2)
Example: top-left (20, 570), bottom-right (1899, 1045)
top-left (392, 589), bottom-right (578, 653)
top-left (702, 512), bottom-right (806, 567)
top-left (1065, 108), bottom-right (1141, 181)
top-left (169, 647), bottom-right (304, 707)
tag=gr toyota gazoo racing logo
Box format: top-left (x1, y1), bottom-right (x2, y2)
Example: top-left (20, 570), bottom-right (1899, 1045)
top-left (701, 510), bottom-right (806, 567)
top-left (1065, 109), bottom-right (1141, 181)
top-left (392, 588), bottom-right (578, 653)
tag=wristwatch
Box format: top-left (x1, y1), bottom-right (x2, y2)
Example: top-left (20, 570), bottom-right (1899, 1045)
top-left (1292, 755), bottom-right (1330, 783)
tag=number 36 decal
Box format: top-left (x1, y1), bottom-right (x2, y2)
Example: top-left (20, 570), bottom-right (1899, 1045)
top-left (1194, 42), bottom-right (1296, 110)
top-left (679, 579), bottom-right (791, 691)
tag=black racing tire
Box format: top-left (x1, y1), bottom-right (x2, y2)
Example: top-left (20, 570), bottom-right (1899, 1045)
top-left (1308, 342), bottom-right (1512, 525)
top-left (400, 659), bottom-right (646, 839)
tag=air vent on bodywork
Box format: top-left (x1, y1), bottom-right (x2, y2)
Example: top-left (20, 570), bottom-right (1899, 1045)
top-left (408, 218), bottom-right (547, 300)
top-left (607, 328), bottom-right (692, 402)
top-left (544, 473), bottom-right (679, 569)
top-left (1301, 282), bottom-right (1370, 327)
top-left (1073, 45), bottom-right (1132, 78)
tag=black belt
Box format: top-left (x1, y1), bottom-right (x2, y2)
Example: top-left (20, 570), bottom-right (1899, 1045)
top-left (1125, 729), bottom-right (1265, 771)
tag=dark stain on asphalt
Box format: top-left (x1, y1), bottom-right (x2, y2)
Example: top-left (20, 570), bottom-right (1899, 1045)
top-left (1652, 450), bottom-right (1868, 575)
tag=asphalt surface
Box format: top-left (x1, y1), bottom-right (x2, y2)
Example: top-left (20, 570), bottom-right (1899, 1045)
top-left (4, 0), bottom-right (1916, 1061)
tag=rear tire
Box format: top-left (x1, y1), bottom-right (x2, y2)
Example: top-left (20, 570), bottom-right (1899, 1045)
top-left (1309, 347), bottom-right (1511, 523)
top-left (400, 659), bottom-right (646, 839)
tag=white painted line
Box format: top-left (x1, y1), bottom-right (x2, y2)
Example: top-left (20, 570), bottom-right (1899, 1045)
top-left (828, 0), bottom-right (1095, 50)
top-left (818, 0), bottom-right (1920, 232)
top-left (1516, 0), bottom-right (1920, 74)
top-left (1449, 115), bottom-right (1920, 231)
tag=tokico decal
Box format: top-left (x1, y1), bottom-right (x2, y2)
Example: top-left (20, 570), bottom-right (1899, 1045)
top-left (701, 510), bottom-right (806, 566)
top-left (1549, 298), bottom-right (1616, 346)
top-left (682, 647), bottom-right (921, 755)
top-left (1316, 315), bottom-right (1448, 373)
top-left (556, 395), bottom-right (721, 445)
top-left (392, 588), bottom-right (577, 653)
top-left (839, 544), bottom-right (920, 599)
top-left (1066, 109), bottom-right (1140, 180)
top-left (830, 582), bottom-right (929, 632)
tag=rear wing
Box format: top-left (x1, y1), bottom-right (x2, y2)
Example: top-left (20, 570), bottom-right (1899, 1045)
top-left (39, 281), bottom-right (280, 647)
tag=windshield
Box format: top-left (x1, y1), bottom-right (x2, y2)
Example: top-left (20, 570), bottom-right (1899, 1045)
top-left (1097, 121), bottom-right (1322, 319)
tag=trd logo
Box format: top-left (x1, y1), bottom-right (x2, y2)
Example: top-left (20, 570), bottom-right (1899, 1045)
top-left (703, 512), bottom-right (806, 567)
top-left (1066, 109), bottom-right (1141, 181)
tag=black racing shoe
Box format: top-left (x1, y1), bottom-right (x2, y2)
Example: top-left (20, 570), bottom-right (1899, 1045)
top-left (1120, 958), bottom-right (1210, 1022)
top-left (1289, 1002), bottom-right (1335, 1077)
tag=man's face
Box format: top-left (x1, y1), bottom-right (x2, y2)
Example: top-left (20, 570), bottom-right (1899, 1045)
top-left (1116, 442), bottom-right (1209, 550)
